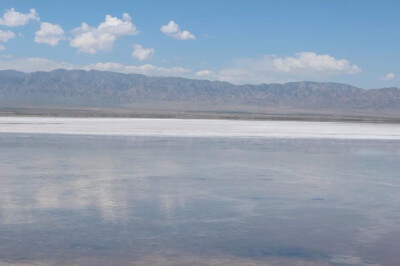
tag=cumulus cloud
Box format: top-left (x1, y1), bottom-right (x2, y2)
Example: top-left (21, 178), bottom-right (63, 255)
top-left (0, 29), bottom-right (16, 50)
top-left (381, 72), bottom-right (395, 80)
top-left (132, 44), bottom-right (154, 61)
top-left (70, 13), bottom-right (138, 54)
top-left (0, 8), bottom-right (39, 27)
top-left (272, 52), bottom-right (361, 74)
top-left (0, 57), bottom-right (190, 77)
top-left (160, 21), bottom-right (195, 40)
top-left (0, 30), bottom-right (15, 43)
top-left (35, 22), bottom-right (65, 46)
top-left (195, 70), bottom-right (213, 76)
top-left (215, 52), bottom-right (362, 84)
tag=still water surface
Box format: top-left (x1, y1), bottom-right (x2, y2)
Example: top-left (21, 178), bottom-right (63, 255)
top-left (0, 119), bottom-right (400, 265)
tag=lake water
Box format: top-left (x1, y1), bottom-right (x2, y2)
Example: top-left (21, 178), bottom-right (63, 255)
top-left (0, 118), bottom-right (400, 265)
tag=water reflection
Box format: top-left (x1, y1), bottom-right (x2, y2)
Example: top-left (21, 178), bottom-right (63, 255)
top-left (0, 134), bottom-right (400, 265)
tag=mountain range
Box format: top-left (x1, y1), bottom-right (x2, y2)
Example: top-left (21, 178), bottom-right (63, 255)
top-left (0, 69), bottom-right (399, 119)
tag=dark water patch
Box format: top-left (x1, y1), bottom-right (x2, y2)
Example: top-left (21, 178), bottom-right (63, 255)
top-left (238, 246), bottom-right (330, 262)
top-left (312, 198), bottom-right (325, 201)
top-left (193, 177), bottom-right (207, 181)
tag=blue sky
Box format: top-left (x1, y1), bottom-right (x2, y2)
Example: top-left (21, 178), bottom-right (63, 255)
top-left (0, 0), bottom-right (398, 88)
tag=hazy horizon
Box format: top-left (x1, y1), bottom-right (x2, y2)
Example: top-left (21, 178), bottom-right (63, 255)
top-left (2, 68), bottom-right (400, 90)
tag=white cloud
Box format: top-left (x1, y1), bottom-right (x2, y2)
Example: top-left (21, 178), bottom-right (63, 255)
top-left (0, 30), bottom-right (16, 50)
top-left (70, 13), bottom-right (138, 54)
top-left (0, 8), bottom-right (39, 27)
top-left (195, 70), bottom-right (213, 76)
top-left (35, 22), bottom-right (65, 46)
top-left (132, 44), bottom-right (154, 61)
top-left (0, 30), bottom-right (15, 43)
top-left (0, 57), bottom-right (190, 77)
top-left (160, 21), bottom-right (195, 40)
top-left (381, 72), bottom-right (395, 81)
top-left (272, 52), bottom-right (361, 74)
top-left (215, 52), bottom-right (362, 84)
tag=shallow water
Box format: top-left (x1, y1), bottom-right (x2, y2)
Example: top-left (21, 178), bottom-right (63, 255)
top-left (1, 120), bottom-right (400, 265)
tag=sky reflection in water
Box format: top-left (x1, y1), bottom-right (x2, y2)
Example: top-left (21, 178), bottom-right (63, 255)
top-left (0, 134), bottom-right (400, 265)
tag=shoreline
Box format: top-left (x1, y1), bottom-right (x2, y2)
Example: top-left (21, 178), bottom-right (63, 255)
top-left (1, 108), bottom-right (399, 124)
top-left (1, 116), bottom-right (400, 140)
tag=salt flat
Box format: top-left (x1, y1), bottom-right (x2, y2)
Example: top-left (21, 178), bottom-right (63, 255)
top-left (0, 116), bottom-right (400, 139)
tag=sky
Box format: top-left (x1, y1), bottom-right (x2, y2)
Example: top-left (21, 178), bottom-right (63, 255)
top-left (0, 0), bottom-right (398, 88)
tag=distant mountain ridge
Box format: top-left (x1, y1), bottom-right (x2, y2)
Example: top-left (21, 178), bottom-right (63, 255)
top-left (0, 69), bottom-right (399, 116)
